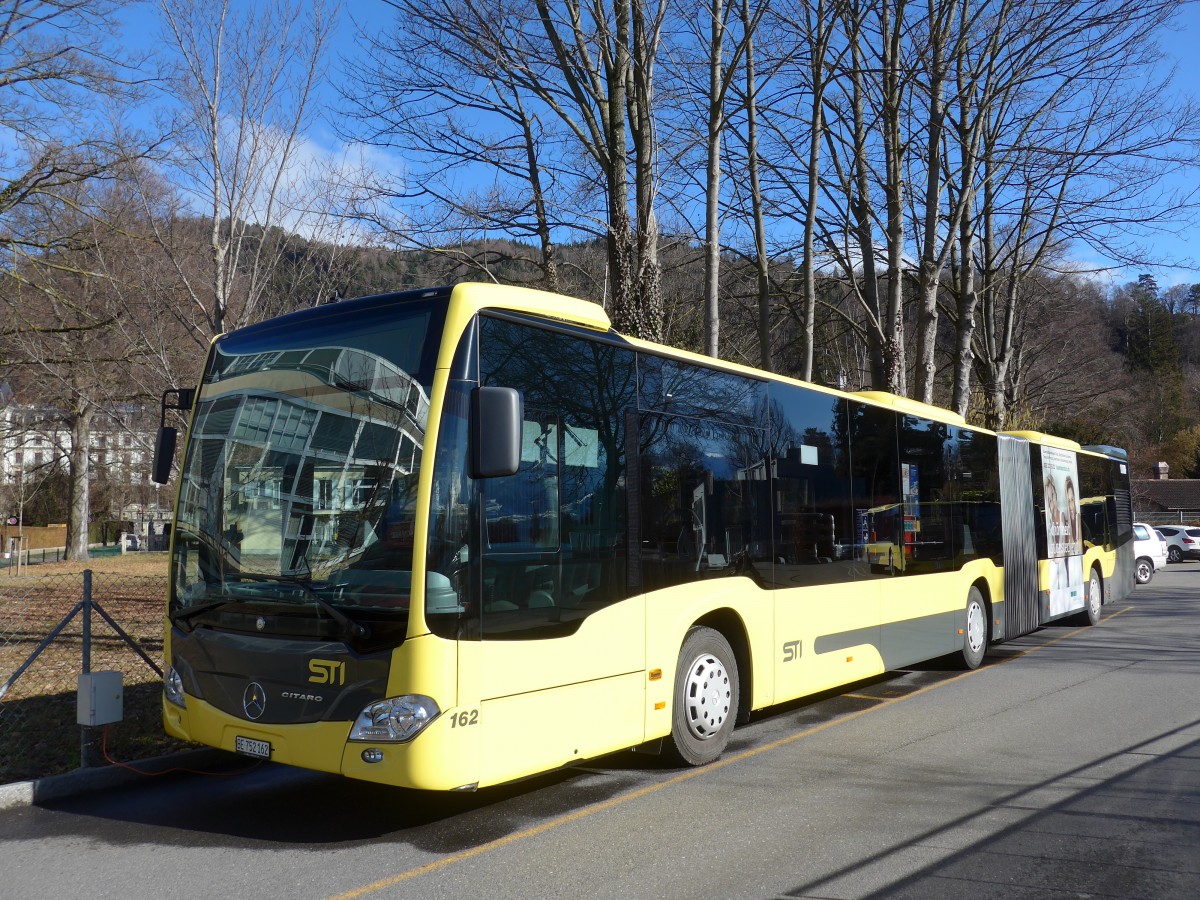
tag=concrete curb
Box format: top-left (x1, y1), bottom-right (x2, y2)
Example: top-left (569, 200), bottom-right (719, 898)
top-left (0, 748), bottom-right (233, 811)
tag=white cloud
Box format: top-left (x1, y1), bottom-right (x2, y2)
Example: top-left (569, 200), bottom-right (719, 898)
top-left (168, 116), bottom-right (410, 245)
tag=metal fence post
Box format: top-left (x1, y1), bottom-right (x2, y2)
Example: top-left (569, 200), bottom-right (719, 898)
top-left (80, 569), bottom-right (93, 768)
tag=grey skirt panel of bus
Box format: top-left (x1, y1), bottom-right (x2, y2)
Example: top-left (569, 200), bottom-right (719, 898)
top-left (998, 434), bottom-right (1039, 640)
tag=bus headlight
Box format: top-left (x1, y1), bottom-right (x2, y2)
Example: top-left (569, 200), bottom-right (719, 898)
top-left (164, 666), bottom-right (187, 708)
top-left (348, 695), bottom-right (440, 743)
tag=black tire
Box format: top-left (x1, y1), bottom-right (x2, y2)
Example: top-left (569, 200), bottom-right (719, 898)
top-left (1075, 566), bottom-right (1103, 626)
top-left (959, 586), bottom-right (988, 670)
top-left (1134, 557), bottom-right (1154, 585)
top-left (667, 627), bottom-right (739, 766)
top-left (1168, 546), bottom-right (1182, 563)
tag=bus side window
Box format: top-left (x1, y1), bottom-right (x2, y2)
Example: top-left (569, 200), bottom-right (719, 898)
top-left (477, 316), bottom-right (636, 639)
top-left (767, 383), bottom-right (856, 587)
top-left (898, 415), bottom-right (956, 573)
top-left (636, 413), bottom-right (771, 592)
top-left (848, 402), bottom-right (902, 577)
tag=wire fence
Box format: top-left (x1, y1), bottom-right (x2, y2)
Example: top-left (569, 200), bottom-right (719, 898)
top-left (0, 570), bottom-right (192, 784)
top-left (1136, 511), bottom-right (1200, 527)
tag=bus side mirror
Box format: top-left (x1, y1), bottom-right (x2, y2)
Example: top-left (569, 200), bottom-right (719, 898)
top-left (151, 426), bottom-right (177, 485)
top-left (150, 387), bottom-right (195, 485)
top-left (471, 386), bottom-right (522, 478)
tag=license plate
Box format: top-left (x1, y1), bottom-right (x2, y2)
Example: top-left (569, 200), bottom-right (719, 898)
top-left (235, 736), bottom-right (272, 759)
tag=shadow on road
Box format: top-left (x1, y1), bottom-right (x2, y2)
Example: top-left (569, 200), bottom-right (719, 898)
top-left (777, 718), bottom-right (1200, 900)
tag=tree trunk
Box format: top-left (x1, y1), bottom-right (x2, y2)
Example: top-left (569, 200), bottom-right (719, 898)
top-left (741, 0), bottom-right (770, 371)
top-left (913, 0), bottom-right (949, 406)
top-left (65, 404), bottom-right (94, 561)
top-left (703, 0), bottom-right (725, 358)
top-left (800, 0), bottom-right (830, 383)
top-left (880, 0), bottom-right (908, 396)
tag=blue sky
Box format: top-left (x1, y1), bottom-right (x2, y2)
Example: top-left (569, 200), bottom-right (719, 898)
top-left (1087, 5), bottom-right (1200, 290)
top-left (112, 1), bottom-right (1200, 291)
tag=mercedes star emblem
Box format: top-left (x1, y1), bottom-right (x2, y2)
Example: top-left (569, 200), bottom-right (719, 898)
top-left (243, 682), bottom-right (267, 720)
top-left (256, 616), bottom-right (267, 632)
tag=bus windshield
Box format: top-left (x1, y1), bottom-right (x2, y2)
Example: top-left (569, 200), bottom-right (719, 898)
top-left (169, 296), bottom-right (446, 638)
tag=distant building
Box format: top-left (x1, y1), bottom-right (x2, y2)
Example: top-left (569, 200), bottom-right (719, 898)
top-left (0, 387), bottom-right (171, 535)
top-left (1131, 461), bottom-right (1200, 525)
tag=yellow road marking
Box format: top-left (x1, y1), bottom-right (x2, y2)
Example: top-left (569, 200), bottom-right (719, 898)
top-left (326, 606), bottom-right (1131, 899)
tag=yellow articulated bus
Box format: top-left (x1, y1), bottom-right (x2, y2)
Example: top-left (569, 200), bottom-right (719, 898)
top-left (152, 282), bottom-right (1134, 791)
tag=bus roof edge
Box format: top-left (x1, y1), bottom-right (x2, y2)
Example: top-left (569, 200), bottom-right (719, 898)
top-left (1004, 430), bottom-right (1083, 451)
top-left (453, 282), bottom-right (612, 331)
top-left (852, 390), bottom-right (968, 426)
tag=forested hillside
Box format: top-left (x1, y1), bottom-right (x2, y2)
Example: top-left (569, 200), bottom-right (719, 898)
top-left (3, 0), bottom-right (1199, 556)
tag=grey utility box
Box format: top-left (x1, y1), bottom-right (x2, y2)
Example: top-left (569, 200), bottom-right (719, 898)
top-left (77, 671), bottom-right (124, 726)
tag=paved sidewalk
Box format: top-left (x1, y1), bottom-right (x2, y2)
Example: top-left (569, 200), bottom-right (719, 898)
top-left (0, 749), bottom-right (230, 811)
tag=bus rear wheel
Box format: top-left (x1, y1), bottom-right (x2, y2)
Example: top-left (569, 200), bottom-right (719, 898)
top-left (959, 587), bottom-right (988, 670)
top-left (1075, 567), bottom-right (1103, 626)
top-left (667, 626), bottom-right (739, 766)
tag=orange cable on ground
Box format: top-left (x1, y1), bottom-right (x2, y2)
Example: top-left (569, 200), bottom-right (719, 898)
top-left (99, 725), bottom-right (263, 778)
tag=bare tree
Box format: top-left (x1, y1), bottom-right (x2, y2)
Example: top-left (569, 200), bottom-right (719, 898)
top-left (794, 0), bottom-right (837, 381)
top-left (345, 1), bottom-right (570, 291)
top-left (138, 0), bottom-right (344, 343)
top-left (720, 0), bottom-right (842, 379)
top-left (740, 0), bottom-right (772, 370)
top-left (815, 0), bottom-right (911, 393)
top-left (909, 0), bottom-right (974, 406)
top-left (1, 1), bottom-right (145, 265)
top-left (1, 178), bottom-right (155, 559)
top-left (346, 0), bottom-right (669, 338)
top-left (531, 0), bottom-right (669, 339)
top-left (666, 0), bottom-right (764, 357)
top-left (963, 0), bottom-right (1199, 428)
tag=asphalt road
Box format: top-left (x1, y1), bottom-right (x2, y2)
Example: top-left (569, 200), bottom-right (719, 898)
top-left (2, 565), bottom-right (1198, 900)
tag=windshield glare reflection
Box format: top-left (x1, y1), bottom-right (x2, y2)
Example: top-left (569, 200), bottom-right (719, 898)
top-left (171, 324), bottom-right (433, 620)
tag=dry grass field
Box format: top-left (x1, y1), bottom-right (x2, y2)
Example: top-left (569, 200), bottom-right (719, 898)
top-left (0, 552), bottom-right (195, 782)
top-left (3, 552), bottom-right (171, 579)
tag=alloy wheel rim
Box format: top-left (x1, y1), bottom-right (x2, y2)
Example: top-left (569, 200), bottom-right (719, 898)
top-left (966, 600), bottom-right (986, 654)
top-left (683, 653), bottom-right (731, 740)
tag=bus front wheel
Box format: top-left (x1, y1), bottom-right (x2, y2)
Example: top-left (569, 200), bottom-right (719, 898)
top-left (668, 626), bottom-right (739, 766)
top-left (959, 587), bottom-right (988, 670)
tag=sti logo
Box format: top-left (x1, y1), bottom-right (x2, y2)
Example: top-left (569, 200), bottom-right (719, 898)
top-left (308, 659), bottom-right (346, 686)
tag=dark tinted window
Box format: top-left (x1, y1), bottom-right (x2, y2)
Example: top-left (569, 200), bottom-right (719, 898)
top-left (425, 383), bottom-right (475, 639)
top-left (1112, 458), bottom-right (1133, 544)
top-left (898, 416), bottom-right (957, 574)
top-left (638, 354), bottom-right (766, 426)
top-left (767, 383), bottom-right (859, 586)
top-left (637, 414), bottom-right (771, 591)
top-left (1030, 450), bottom-right (1046, 558)
top-left (212, 296), bottom-right (445, 394)
top-left (848, 402), bottom-right (902, 575)
top-left (956, 429), bottom-right (1003, 565)
top-left (1078, 453), bottom-right (1114, 550)
top-left (476, 318), bottom-right (636, 639)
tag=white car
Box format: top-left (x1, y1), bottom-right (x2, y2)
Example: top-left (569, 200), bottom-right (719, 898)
top-left (1154, 525), bottom-right (1200, 562)
top-left (1132, 522), bottom-right (1168, 584)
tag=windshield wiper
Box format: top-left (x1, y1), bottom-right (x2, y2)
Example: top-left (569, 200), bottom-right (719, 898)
top-left (235, 573), bottom-right (371, 640)
top-left (171, 600), bottom-right (237, 633)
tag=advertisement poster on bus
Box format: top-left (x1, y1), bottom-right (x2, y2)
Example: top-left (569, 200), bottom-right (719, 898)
top-left (1042, 446), bottom-right (1084, 615)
